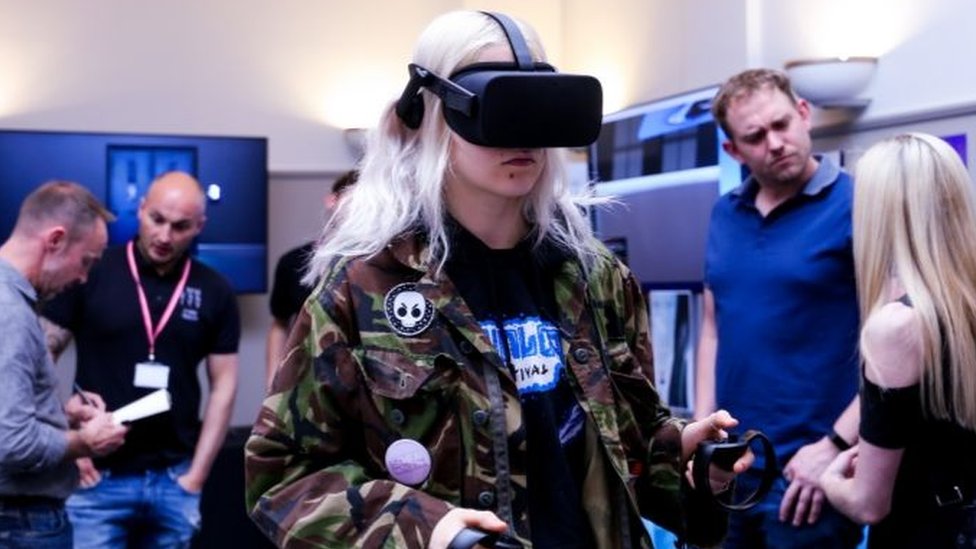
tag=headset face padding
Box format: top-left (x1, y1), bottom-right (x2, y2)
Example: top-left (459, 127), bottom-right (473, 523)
top-left (394, 12), bottom-right (603, 148)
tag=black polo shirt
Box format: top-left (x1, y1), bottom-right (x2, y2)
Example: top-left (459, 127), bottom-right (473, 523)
top-left (43, 241), bottom-right (240, 473)
top-left (269, 241), bottom-right (315, 325)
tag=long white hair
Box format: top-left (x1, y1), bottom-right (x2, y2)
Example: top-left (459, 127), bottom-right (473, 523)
top-left (306, 10), bottom-right (602, 281)
top-left (853, 132), bottom-right (976, 429)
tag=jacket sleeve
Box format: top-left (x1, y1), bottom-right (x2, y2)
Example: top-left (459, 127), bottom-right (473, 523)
top-left (244, 274), bottom-right (452, 548)
top-left (613, 261), bottom-right (728, 547)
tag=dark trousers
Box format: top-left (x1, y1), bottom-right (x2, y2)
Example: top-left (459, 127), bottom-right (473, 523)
top-left (723, 471), bottom-right (864, 549)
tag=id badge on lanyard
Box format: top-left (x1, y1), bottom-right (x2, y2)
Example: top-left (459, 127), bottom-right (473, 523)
top-left (134, 361), bottom-right (170, 389)
top-left (126, 241), bottom-right (190, 390)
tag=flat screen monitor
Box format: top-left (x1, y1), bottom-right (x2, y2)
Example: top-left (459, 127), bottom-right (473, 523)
top-left (0, 129), bottom-right (268, 293)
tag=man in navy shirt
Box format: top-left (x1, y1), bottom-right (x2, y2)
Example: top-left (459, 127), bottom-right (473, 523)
top-left (695, 69), bottom-right (862, 548)
top-left (43, 172), bottom-right (240, 548)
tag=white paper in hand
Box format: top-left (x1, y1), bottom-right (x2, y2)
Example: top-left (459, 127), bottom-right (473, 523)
top-left (112, 389), bottom-right (171, 425)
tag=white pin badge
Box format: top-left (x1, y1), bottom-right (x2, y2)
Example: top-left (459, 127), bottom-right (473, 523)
top-left (384, 283), bottom-right (434, 336)
top-left (384, 438), bottom-right (432, 486)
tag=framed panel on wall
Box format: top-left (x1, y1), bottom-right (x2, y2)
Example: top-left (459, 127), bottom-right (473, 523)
top-left (649, 289), bottom-right (700, 416)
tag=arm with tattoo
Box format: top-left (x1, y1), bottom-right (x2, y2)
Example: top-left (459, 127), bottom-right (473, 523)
top-left (40, 317), bottom-right (74, 362)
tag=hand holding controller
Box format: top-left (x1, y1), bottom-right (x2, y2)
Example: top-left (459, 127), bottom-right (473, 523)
top-left (447, 528), bottom-right (523, 549)
top-left (692, 430), bottom-right (777, 511)
top-left (706, 436), bottom-right (751, 471)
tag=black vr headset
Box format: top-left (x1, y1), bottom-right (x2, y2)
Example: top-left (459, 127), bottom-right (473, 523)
top-left (394, 11), bottom-right (603, 148)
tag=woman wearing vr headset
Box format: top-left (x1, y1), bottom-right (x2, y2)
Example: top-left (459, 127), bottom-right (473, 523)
top-left (245, 10), bottom-right (748, 549)
top-left (820, 133), bottom-right (976, 547)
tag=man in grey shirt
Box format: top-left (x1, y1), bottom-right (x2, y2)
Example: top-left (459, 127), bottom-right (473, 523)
top-left (0, 181), bottom-right (127, 548)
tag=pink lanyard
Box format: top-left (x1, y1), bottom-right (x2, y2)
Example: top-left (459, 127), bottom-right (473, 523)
top-left (126, 241), bottom-right (191, 361)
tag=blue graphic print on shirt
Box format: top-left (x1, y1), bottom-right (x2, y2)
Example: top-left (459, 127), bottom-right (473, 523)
top-left (480, 316), bottom-right (564, 395)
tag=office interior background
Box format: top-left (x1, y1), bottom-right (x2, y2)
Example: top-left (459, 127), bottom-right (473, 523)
top-left (3, 0), bottom-right (975, 529)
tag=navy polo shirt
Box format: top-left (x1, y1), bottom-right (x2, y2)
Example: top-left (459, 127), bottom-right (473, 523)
top-left (704, 157), bottom-right (859, 466)
top-left (43, 241), bottom-right (240, 472)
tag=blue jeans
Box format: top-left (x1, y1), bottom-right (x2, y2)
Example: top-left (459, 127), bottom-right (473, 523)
top-left (67, 460), bottom-right (201, 549)
top-left (723, 471), bottom-right (864, 549)
top-left (0, 498), bottom-right (72, 549)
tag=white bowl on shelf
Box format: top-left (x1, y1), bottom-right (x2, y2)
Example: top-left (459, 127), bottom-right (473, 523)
top-left (784, 57), bottom-right (878, 107)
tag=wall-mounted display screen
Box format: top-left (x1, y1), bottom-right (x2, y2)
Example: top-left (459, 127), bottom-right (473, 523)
top-left (0, 129), bottom-right (268, 293)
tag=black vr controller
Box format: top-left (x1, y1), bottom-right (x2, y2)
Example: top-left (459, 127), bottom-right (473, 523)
top-left (448, 528), bottom-right (523, 549)
top-left (692, 429), bottom-right (777, 511)
top-left (446, 432), bottom-right (774, 548)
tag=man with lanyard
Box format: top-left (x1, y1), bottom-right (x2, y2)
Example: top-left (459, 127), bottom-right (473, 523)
top-left (42, 171), bottom-right (240, 548)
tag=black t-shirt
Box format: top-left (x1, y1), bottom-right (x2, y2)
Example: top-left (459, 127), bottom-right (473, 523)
top-left (445, 221), bottom-right (596, 549)
top-left (858, 297), bottom-right (976, 547)
top-left (860, 376), bottom-right (976, 548)
top-left (269, 241), bottom-right (315, 325)
top-left (43, 242), bottom-right (240, 472)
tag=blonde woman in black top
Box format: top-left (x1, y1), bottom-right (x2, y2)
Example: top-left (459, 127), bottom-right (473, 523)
top-left (821, 133), bottom-right (976, 547)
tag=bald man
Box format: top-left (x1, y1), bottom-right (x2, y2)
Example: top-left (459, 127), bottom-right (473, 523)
top-left (42, 172), bottom-right (241, 548)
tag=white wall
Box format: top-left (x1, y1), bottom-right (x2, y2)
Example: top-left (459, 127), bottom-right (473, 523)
top-left (0, 0), bottom-right (566, 172)
top-left (4, 1), bottom-right (973, 168)
top-left (0, 1), bottom-right (451, 171)
top-left (563, 0), bottom-right (749, 113)
top-left (758, 0), bottom-right (976, 122)
top-left (7, 0), bottom-right (976, 425)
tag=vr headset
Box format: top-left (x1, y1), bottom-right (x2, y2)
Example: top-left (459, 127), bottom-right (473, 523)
top-left (395, 12), bottom-right (603, 148)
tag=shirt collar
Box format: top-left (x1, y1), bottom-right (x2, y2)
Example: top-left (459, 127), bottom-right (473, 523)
top-left (0, 257), bottom-right (38, 306)
top-left (731, 154), bottom-right (841, 201)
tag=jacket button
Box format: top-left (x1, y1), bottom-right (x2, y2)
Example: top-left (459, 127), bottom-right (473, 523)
top-left (472, 409), bottom-right (489, 426)
top-left (459, 341), bottom-right (475, 355)
top-left (477, 490), bottom-right (495, 508)
top-left (390, 409), bottom-right (405, 426)
top-left (572, 347), bottom-right (590, 363)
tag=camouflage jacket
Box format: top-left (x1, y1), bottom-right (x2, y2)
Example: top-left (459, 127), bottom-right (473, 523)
top-left (245, 233), bottom-right (726, 548)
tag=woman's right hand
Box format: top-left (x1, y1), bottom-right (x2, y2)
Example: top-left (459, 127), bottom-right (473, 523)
top-left (429, 508), bottom-right (508, 549)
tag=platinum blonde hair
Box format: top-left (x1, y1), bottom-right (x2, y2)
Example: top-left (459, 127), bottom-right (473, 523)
top-left (306, 10), bottom-right (602, 282)
top-left (853, 132), bottom-right (976, 429)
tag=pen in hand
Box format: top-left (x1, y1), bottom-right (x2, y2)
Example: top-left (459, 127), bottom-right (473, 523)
top-left (73, 382), bottom-right (94, 406)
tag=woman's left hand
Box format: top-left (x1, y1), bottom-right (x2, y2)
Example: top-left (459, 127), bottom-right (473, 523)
top-left (820, 445), bottom-right (858, 488)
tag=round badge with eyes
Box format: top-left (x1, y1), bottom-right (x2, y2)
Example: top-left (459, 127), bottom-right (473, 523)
top-left (384, 283), bottom-right (434, 337)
